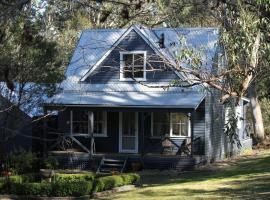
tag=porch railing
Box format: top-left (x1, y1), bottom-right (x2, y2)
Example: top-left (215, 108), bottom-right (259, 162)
top-left (143, 136), bottom-right (202, 156)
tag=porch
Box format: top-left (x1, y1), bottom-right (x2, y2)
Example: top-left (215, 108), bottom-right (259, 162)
top-left (43, 89), bottom-right (206, 170)
top-left (48, 150), bottom-right (206, 171)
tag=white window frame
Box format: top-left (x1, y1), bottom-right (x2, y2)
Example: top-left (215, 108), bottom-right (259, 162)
top-left (120, 51), bottom-right (147, 81)
top-left (151, 112), bottom-right (191, 138)
top-left (70, 110), bottom-right (107, 137)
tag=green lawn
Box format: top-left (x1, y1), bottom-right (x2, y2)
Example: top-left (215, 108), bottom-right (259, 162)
top-left (96, 150), bottom-right (270, 200)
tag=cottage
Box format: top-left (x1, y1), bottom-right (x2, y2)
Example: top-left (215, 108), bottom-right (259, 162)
top-left (45, 25), bottom-right (252, 171)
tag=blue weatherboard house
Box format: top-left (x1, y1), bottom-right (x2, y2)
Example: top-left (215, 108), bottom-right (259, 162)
top-left (45, 25), bottom-right (252, 171)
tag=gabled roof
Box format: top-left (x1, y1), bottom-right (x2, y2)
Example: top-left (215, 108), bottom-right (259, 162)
top-left (47, 25), bottom-right (219, 108)
top-left (80, 25), bottom-right (183, 81)
top-left (64, 25), bottom-right (219, 86)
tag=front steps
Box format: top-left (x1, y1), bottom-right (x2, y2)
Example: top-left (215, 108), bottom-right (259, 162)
top-left (96, 157), bottom-right (127, 175)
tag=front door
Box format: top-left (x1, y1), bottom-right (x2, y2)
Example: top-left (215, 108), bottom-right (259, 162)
top-left (119, 112), bottom-right (138, 153)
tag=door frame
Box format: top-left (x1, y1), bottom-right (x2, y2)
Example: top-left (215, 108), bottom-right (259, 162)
top-left (119, 112), bottom-right (139, 153)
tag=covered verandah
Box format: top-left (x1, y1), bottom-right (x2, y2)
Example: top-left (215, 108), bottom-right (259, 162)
top-left (43, 90), bottom-right (206, 170)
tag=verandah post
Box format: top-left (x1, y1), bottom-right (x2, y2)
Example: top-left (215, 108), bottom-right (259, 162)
top-left (190, 110), bottom-right (195, 157)
top-left (43, 107), bottom-right (48, 158)
top-left (89, 111), bottom-right (94, 157)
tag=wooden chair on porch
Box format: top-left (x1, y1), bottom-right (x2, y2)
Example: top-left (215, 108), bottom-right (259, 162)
top-left (161, 134), bottom-right (178, 155)
top-left (177, 138), bottom-right (192, 156)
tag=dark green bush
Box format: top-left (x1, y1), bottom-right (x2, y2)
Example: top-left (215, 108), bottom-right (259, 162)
top-left (1, 181), bottom-right (92, 197)
top-left (54, 172), bottom-right (95, 182)
top-left (52, 181), bottom-right (92, 197)
top-left (9, 182), bottom-right (52, 196)
top-left (0, 177), bottom-right (4, 193)
top-left (42, 156), bottom-right (59, 169)
top-left (4, 149), bottom-right (39, 174)
top-left (93, 173), bottom-right (140, 193)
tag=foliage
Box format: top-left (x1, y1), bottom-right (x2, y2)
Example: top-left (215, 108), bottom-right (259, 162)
top-left (3, 149), bottom-right (39, 174)
top-left (54, 172), bottom-right (95, 182)
top-left (8, 182), bottom-right (52, 196)
top-left (0, 177), bottom-right (92, 197)
top-left (224, 101), bottom-right (241, 148)
top-left (42, 156), bottom-right (59, 169)
top-left (93, 173), bottom-right (140, 193)
top-left (259, 98), bottom-right (270, 136)
top-left (0, 172), bottom-right (140, 196)
top-left (52, 181), bottom-right (92, 197)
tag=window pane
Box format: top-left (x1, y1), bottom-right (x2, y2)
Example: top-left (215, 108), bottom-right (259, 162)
top-left (122, 53), bottom-right (145, 79)
top-left (153, 113), bottom-right (170, 136)
top-left (123, 112), bottom-right (135, 136)
top-left (73, 121), bottom-right (88, 133)
top-left (123, 54), bottom-right (133, 78)
top-left (93, 112), bottom-right (105, 134)
top-left (134, 54), bottom-right (144, 65)
top-left (172, 124), bottom-right (180, 136)
top-left (181, 123), bottom-right (188, 136)
top-left (72, 110), bottom-right (88, 134)
top-left (73, 110), bottom-right (88, 121)
top-left (171, 113), bottom-right (189, 136)
top-left (133, 66), bottom-right (144, 78)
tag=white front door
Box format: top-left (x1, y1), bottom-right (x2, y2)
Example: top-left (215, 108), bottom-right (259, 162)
top-left (119, 112), bottom-right (138, 153)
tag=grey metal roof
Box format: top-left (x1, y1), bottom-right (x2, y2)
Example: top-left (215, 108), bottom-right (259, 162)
top-left (48, 25), bottom-right (219, 107)
top-left (47, 90), bottom-right (205, 109)
top-left (63, 25), bottom-right (219, 85)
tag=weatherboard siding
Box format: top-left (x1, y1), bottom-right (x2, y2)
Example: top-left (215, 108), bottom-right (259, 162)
top-left (56, 108), bottom-right (205, 155)
top-left (85, 29), bottom-right (178, 83)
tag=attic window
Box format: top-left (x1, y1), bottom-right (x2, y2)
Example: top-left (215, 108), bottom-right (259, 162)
top-left (120, 51), bottom-right (146, 81)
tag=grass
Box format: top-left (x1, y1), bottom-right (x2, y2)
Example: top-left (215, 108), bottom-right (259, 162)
top-left (96, 150), bottom-right (270, 200)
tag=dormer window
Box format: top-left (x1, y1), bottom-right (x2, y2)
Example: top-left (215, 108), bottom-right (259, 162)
top-left (120, 51), bottom-right (146, 81)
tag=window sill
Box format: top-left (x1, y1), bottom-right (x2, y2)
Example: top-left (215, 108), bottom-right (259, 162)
top-left (148, 136), bottom-right (190, 139)
top-left (93, 134), bottom-right (108, 138)
top-left (71, 133), bottom-right (108, 138)
top-left (119, 78), bottom-right (146, 82)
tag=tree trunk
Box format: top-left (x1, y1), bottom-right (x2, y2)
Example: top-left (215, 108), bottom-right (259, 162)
top-left (249, 84), bottom-right (265, 142)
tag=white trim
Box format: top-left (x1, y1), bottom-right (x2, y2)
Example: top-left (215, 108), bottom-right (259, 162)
top-left (120, 51), bottom-right (147, 81)
top-left (80, 26), bottom-right (135, 81)
top-left (79, 25), bottom-right (183, 82)
top-left (70, 110), bottom-right (73, 135)
top-left (151, 112), bottom-right (191, 138)
top-left (119, 112), bottom-right (138, 153)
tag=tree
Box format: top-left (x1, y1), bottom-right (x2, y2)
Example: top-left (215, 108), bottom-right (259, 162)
top-left (154, 0), bottom-right (270, 142)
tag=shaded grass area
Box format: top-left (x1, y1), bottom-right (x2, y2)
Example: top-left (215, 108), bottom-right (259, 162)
top-left (96, 150), bottom-right (270, 200)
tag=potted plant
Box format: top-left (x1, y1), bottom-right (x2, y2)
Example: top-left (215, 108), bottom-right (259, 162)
top-left (131, 162), bottom-right (142, 171)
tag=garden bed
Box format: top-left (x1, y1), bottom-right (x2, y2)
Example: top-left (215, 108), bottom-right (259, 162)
top-left (0, 172), bottom-right (140, 198)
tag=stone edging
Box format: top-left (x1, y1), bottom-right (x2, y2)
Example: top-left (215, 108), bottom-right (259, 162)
top-left (92, 185), bottom-right (136, 198)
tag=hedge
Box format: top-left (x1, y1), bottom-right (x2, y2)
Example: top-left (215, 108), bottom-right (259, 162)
top-left (52, 181), bottom-right (93, 197)
top-left (1, 181), bottom-right (92, 197)
top-left (93, 173), bottom-right (140, 193)
top-left (54, 172), bottom-right (95, 182)
top-left (0, 172), bottom-right (139, 196)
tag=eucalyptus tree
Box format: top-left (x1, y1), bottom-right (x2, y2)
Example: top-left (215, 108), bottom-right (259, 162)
top-left (159, 0), bottom-right (270, 141)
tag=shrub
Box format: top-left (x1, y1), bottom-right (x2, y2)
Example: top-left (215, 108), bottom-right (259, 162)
top-left (4, 149), bottom-right (39, 174)
top-left (42, 156), bottom-right (59, 169)
top-left (121, 173), bottom-right (140, 185)
top-left (52, 181), bottom-right (92, 197)
top-left (93, 173), bottom-right (140, 193)
top-left (54, 172), bottom-right (95, 182)
top-left (0, 177), bottom-right (4, 193)
top-left (9, 182), bottom-right (52, 196)
top-left (1, 181), bottom-right (92, 197)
